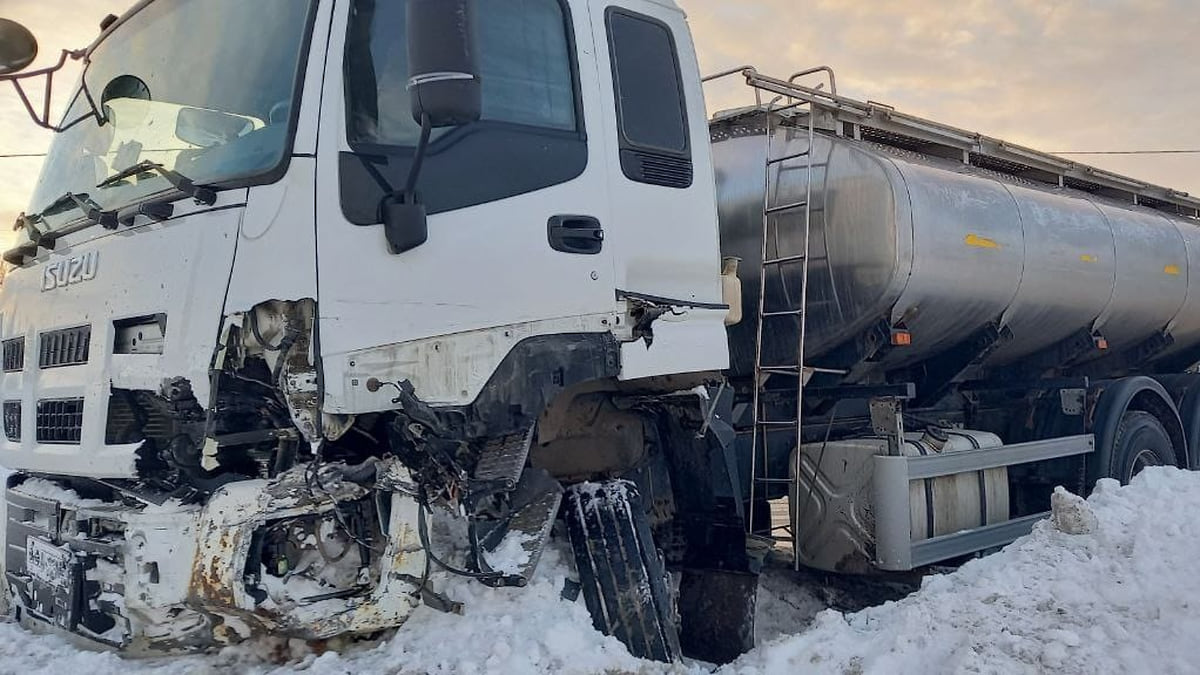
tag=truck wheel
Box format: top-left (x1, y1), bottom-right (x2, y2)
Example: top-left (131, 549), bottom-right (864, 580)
top-left (563, 480), bottom-right (680, 662)
top-left (1110, 411), bottom-right (1178, 484)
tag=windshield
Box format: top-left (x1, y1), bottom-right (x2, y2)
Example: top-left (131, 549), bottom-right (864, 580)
top-left (28, 0), bottom-right (314, 231)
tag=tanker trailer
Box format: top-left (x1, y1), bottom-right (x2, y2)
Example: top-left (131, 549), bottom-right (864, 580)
top-left (708, 68), bottom-right (1200, 573)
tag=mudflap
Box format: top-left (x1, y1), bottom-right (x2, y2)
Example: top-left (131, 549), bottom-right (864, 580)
top-left (678, 568), bottom-right (758, 664)
top-left (563, 480), bottom-right (680, 663)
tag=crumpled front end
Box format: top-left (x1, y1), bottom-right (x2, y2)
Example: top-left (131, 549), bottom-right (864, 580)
top-left (4, 459), bottom-right (427, 653)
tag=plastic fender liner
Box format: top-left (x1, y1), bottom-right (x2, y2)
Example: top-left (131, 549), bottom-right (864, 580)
top-left (450, 332), bottom-right (621, 438)
top-left (1091, 376), bottom-right (1186, 481)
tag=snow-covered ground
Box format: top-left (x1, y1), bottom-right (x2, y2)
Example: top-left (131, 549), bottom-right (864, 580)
top-left (728, 469), bottom-right (1200, 674)
top-left (2, 467), bottom-right (1198, 674)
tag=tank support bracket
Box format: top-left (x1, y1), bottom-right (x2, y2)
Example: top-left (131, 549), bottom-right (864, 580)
top-left (868, 398), bottom-right (905, 456)
top-left (902, 321), bottom-right (1012, 406)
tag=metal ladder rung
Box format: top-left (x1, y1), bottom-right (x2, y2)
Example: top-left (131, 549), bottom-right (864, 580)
top-left (765, 200), bottom-right (808, 215)
top-left (761, 309), bottom-right (804, 318)
top-left (766, 150), bottom-right (810, 165)
top-left (772, 100), bottom-right (809, 114)
top-left (763, 253), bottom-right (807, 265)
top-left (747, 81), bottom-right (821, 561)
top-left (760, 365), bottom-right (847, 376)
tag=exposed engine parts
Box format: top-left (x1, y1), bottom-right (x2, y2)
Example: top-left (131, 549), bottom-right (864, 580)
top-left (101, 300), bottom-right (575, 611)
top-left (110, 301), bottom-right (327, 499)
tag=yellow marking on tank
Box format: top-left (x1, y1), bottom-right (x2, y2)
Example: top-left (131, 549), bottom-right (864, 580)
top-left (964, 234), bottom-right (1000, 249)
top-left (1080, 254), bottom-right (1098, 264)
top-left (1165, 264), bottom-right (1182, 276)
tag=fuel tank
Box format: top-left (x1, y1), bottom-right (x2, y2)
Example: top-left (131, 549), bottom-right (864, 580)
top-left (714, 113), bottom-right (1200, 380)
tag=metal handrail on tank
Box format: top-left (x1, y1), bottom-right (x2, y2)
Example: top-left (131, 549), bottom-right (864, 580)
top-left (714, 68), bottom-right (1200, 219)
top-left (705, 66), bottom-right (830, 565)
top-left (702, 65), bottom-right (764, 107)
top-left (788, 65), bottom-right (837, 96)
top-left (701, 65), bottom-right (759, 82)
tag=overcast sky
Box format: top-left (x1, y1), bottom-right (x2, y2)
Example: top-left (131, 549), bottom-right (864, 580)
top-left (0, 0), bottom-right (1197, 250)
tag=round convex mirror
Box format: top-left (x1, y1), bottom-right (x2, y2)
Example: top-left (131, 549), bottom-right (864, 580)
top-left (0, 19), bottom-right (38, 76)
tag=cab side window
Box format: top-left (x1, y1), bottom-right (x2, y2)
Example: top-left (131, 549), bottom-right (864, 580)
top-left (340, 0), bottom-right (586, 223)
top-left (605, 8), bottom-right (692, 188)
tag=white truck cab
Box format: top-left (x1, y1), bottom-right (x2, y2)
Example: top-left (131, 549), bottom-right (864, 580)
top-left (0, 0), bottom-right (746, 663)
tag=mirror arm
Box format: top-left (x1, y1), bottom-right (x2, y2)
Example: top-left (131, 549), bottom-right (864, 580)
top-left (0, 48), bottom-right (90, 132)
top-left (404, 113), bottom-right (433, 195)
top-left (379, 114), bottom-right (434, 255)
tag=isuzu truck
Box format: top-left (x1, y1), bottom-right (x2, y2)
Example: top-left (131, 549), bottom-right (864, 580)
top-left (0, 0), bottom-right (1197, 664)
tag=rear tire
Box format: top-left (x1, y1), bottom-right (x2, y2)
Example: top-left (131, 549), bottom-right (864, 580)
top-left (1110, 411), bottom-right (1178, 484)
top-left (563, 480), bottom-right (680, 662)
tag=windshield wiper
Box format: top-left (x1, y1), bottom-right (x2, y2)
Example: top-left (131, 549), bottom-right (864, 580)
top-left (33, 192), bottom-right (119, 243)
top-left (3, 160), bottom-right (217, 266)
top-left (63, 193), bottom-right (119, 230)
top-left (2, 213), bottom-right (46, 265)
top-left (1, 192), bottom-right (117, 265)
top-left (98, 160), bottom-right (217, 206)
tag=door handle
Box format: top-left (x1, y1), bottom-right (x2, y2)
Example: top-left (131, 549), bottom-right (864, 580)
top-left (548, 215), bottom-right (604, 255)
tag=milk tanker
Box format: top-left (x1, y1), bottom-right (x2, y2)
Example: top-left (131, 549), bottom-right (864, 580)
top-left (707, 74), bottom-right (1200, 573)
top-left (717, 110), bottom-right (1200, 382)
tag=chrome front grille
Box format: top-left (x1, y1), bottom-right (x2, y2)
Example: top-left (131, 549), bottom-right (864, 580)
top-left (2, 338), bottom-right (24, 372)
top-left (3, 401), bottom-right (19, 441)
top-left (39, 326), bottom-right (91, 369)
top-left (36, 398), bottom-right (84, 444)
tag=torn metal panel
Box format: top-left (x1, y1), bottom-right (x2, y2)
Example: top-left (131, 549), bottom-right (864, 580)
top-left (186, 462), bottom-right (427, 640)
top-left (6, 459), bottom-right (429, 653)
top-left (234, 299), bottom-right (321, 443)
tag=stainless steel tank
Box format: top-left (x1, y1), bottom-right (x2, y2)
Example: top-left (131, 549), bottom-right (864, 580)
top-left (714, 113), bottom-right (1200, 380)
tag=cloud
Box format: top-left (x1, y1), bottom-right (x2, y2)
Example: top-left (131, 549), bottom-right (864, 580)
top-left (681, 0), bottom-right (1200, 195)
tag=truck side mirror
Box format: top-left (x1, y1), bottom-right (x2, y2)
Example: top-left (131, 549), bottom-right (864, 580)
top-left (378, 0), bottom-right (481, 256)
top-left (406, 0), bottom-right (481, 128)
top-left (0, 19), bottom-right (38, 76)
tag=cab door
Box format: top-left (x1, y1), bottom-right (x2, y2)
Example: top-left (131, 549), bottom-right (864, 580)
top-left (314, 0), bottom-right (618, 411)
top-left (587, 0), bottom-right (729, 377)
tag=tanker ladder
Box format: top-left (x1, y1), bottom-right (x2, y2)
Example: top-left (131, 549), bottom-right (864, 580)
top-left (704, 66), bottom-right (845, 568)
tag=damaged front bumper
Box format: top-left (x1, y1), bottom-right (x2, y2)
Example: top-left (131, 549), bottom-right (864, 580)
top-left (4, 461), bottom-right (428, 653)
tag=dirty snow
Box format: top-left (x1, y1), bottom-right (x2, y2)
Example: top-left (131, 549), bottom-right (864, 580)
top-left (726, 468), bottom-right (1200, 675)
top-left (10, 477), bottom-right (108, 507)
top-left (0, 467), bottom-right (1198, 674)
top-left (481, 530), bottom-right (537, 575)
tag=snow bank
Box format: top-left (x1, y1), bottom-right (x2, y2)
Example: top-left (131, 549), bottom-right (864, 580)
top-left (0, 544), bottom-right (648, 675)
top-left (2, 467), bottom-right (1200, 674)
top-left (291, 545), bottom-right (647, 675)
top-left (724, 467), bottom-right (1200, 675)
